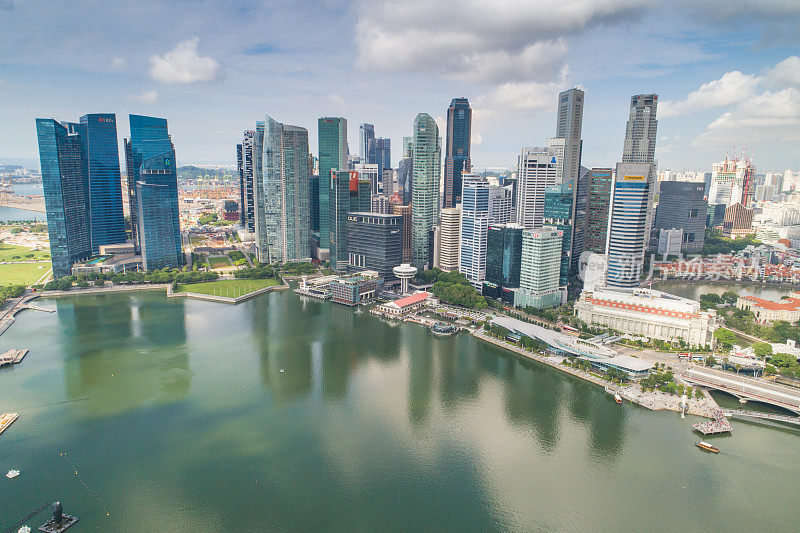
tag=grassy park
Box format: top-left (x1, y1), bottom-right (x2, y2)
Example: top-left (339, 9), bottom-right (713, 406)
top-left (175, 278), bottom-right (280, 297)
top-left (206, 255), bottom-right (232, 269)
top-left (0, 261), bottom-right (50, 285)
top-left (0, 243), bottom-right (50, 262)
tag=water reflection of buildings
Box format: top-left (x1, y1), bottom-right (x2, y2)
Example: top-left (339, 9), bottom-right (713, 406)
top-left (59, 293), bottom-right (190, 415)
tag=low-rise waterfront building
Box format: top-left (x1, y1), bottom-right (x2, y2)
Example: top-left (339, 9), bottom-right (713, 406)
top-left (737, 292), bottom-right (800, 323)
top-left (328, 272), bottom-right (381, 306)
top-left (574, 286), bottom-right (717, 347)
top-left (374, 291), bottom-right (431, 317)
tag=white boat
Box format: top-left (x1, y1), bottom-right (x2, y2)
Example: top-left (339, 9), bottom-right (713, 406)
top-left (18, 526), bottom-right (31, 533)
top-left (614, 393), bottom-right (622, 404)
top-left (6, 469), bottom-right (20, 478)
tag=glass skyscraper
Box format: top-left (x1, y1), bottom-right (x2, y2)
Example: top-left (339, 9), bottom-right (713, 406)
top-left (318, 117), bottom-right (348, 250)
top-left (256, 116), bottom-right (310, 263)
top-left (411, 113), bottom-right (441, 269)
top-left (443, 98), bottom-right (471, 208)
top-left (585, 168), bottom-right (613, 254)
top-left (484, 223), bottom-right (523, 304)
top-left (359, 123), bottom-right (374, 162)
top-left (329, 170), bottom-right (370, 270)
top-left (543, 182), bottom-right (573, 287)
top-left (459, 176), bottom-right (489, 290)
top-left (36, 119), bottom-right (92, 278)
top-left (80, 113), bottom-right (126, 252)
top-left (369, 137), bottom-right (391, 191)
top-left (128, 115), bottom-right (181, 270)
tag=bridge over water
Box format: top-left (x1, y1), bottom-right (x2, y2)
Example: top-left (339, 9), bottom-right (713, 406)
top-left (683, 366), bottom-right (800, 414)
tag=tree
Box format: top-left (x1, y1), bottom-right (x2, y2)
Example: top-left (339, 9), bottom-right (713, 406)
top-left (753, 342), bottom-right (773, 358)
top-left (705, 356), bottom-right (717, 367)
top-left (721, 291), bottom-right (739, 305)
top-left (714, 328), bottom-right (736, 349)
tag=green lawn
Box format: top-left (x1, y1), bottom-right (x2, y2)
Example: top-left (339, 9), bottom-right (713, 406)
top-left (0, 261), bottom-right (50, 285)
top-left (175, 278), bottom-right (280, 297)
top-left (0, 243), bottom-right (50, 262)
top-left (207, 255), bottom-right (232, 269)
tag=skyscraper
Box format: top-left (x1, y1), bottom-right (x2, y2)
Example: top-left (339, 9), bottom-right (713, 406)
top-left (391, 203), bottom-right (412, 263)
top-left (369, 137), bottom-right (391, 190)
top-left (80, 113), bottom-right (126, 252)
top-left (359, 123), bottom-right (374, 162)
top-left (256, 116), bottom-right (311, 263)
top-left (253, 120), bottom-right (266, 253)
top-left (237, 130), bottom-right (256, 233)
top-left (437, 207), bottom-right (461, 271)
top-left (36, 119), bottom-right (92, 278)
top-left (398, 157), bottom-right (413, 205)
top-left (708, 156), bottom-right (755, 207)
top-left (543, 182), bottom-right (573, 289)
top-left (128, 115), bottom-right (181, 270)
top-left (411, 113), bottom-right (441, 268)
top-left (488, 184), bottom-right (514, 224)
top-left (585, 168), bottom-right (613, 254)
top-left (459, 176), bottom-right (489, 290)
top-left (484, 223), bottom-right (524, 304)
top-left (606, 162), bottom-right (653, 287)
top-left (443, 97), bottom-right (472, 208)
top-left (318, 117), bottom-right (348, 250)
top-left (653, 181), bottom-right (707, 254)
top-left (346, 212), bottom-right (403, 281)
top-left (515, 140), bottom-right (563, 228)
top-left (329, 170), bottom-right (370, 270)
top-left (514, 227), bottom-right (563, 310)
top-left (606, 94), bottom-right (658, 287)
top-left (554, 89), bottom-right (584, 272)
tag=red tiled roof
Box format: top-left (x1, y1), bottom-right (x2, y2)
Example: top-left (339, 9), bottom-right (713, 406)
top-left (587, 298), bottom-right (699, 319)
top-left (394, 291), bottom-right (430, 308)
top-left (740, 295), bottom-right (800, 311)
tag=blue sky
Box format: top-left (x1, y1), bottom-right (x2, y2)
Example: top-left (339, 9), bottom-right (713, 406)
top-left (1, 0), bottom-right (799, 172)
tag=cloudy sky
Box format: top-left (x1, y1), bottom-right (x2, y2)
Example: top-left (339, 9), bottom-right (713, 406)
top-left (1, 0), bottom-right (799, 172)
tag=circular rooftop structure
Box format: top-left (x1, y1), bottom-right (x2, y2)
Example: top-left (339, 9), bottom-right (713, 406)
top-left (393, 263), bottom-right (417, 278)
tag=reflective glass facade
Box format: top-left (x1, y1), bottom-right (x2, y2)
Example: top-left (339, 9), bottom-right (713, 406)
top-left (443, 98), bottom-right (471, 208)
top-left (80, 113), bottom-right (125, 252)
top-left (36, 119), bottom-right (92, 277)
top-left (318, 117), bottom-right (347, 248)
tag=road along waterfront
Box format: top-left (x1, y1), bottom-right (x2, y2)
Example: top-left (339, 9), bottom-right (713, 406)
top-left (2, 290), bottom-right (800, 531)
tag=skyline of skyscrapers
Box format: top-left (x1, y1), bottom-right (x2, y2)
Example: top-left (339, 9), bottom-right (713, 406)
top-left (459, 176), bottom-right (489, 290)
top-left (318, 117), bottom-right (348, 251)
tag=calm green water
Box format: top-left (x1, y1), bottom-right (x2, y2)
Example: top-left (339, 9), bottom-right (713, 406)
top-left (2, 291), bottom-right (800, 532)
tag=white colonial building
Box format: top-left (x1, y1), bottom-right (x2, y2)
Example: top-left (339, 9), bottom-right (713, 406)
top-left (574, 286), bottom-right (718, 347)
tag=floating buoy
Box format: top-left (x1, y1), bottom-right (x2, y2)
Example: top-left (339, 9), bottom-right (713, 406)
top-left (280, 369), bottom-right (285, 373)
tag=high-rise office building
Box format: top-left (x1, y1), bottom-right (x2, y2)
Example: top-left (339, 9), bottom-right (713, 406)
top-left (391, 203), bottom-right (412, 263)
top-left (606, 162), bottom-right (653, 287)
top-left (516, 140), bottom-right (563, 228)
top-left (411, 113), bottom-right (441, 268)
top-left (571, 166), bottom-right (590, 269)
top-left (514, 227), bottom-right (563, 310)
top-left (543, 182), bottom-right (573, 288)
top-left (253, 120), bottom-right (267, 254)
top-left (653, 181), bottom-right (707, 254)
top-left (483, 223), bottom-right (524, 304)
top-left (585, 168), bottom-right (613, 254)
top-left (36, 119), bottom-right (92, 278)
top-left (459, 176), bottom-right (489, 290)
top-left (359, 123), bottom-right (374, 162)
top-left (369, 137), bottom-right (391, 188)
top-left (437, 207), bottom-right (461, 271)
top-left (309, 174), bottom-right (319, 236)
top-left (351, 163), bottom-right (380, 195)
top-left (443, 97), bottom-right (472, 208)
top-left (79, 114), bottom-right (126, 252)
top-left (371, 194), bottom-right (390, 214)
top-left (237, 130), bottom-right (256, 233)
top-left (606, 94), bottom-right (658, 287)
top-left (398, 157), bottom-right (413, 205)
top-left (125, 115), bottom-right (180, 270)
top-left (255, 116), bottom-right (310, 263)
top-left (346, 212), bottom-right (403, 281)
top-left (555, 89), bottom-right (584, 272)
top-left (329, 170), bottom-right (370, 270)
top-left (488, 184), bottom-right (514, 224)
top-left (318, 117), bottom-right (348, 249)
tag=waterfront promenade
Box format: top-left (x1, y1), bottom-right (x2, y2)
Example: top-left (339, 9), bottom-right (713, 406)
top-left (473, 329), bottom-right (720, 418)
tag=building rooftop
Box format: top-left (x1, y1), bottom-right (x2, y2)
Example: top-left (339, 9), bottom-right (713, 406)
top-left (388, 291), bottom-right (430, 309)
top-left (739, 293), bottom-right (800, 311)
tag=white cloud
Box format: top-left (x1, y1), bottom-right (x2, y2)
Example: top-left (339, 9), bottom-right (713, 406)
top-left (128, 90), bottom-right (159, 104)
top-left (328, 94), bottom-right (345, 111)
top-left (110, 56), bottom-right (126, 70)
top-left (149, 37), bottom-right (220, 84)
top-left (355, 0), bottom-right (648, 83)
top-left (764, 56), bottom-right (800, 88)
top-left (660, 71), bottom-right (759, 117)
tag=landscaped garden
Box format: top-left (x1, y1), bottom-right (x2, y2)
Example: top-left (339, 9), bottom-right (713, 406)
top-left (175, 278), bottom-right (281, 297)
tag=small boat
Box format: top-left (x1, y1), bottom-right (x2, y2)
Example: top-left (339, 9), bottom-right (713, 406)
top-left (6, 469), bottom-right (19, 478)
top-left (279, 369), bottom-right (285, 373)
top-left (614, 393), bottom-right (623, 404)
top-left (18, 526), bottom-right (31, 533)
top-left (696, 441), bottom-right (719, 453)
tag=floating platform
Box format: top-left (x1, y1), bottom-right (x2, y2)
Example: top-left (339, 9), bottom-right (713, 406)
top-left (0, 349), bottom-right (28, 367)
top-left (0, 412), bottom-right (19, 436)
top-left (38, 515), bottom-right (79, 532)
top-left (692, 409), bottom-right (733, 435)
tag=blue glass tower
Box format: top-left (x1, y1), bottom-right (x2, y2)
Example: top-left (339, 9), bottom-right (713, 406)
top-left (36, 119), bottom-right (92, 278)
top-left (126, 115), bottom-right (181, 270)
top-left (443, 97), bottom-right (472, 208)
top-left (368, 137), bottom-right (391, 188)
top-left (80, 113), bottom-right (126, 252)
